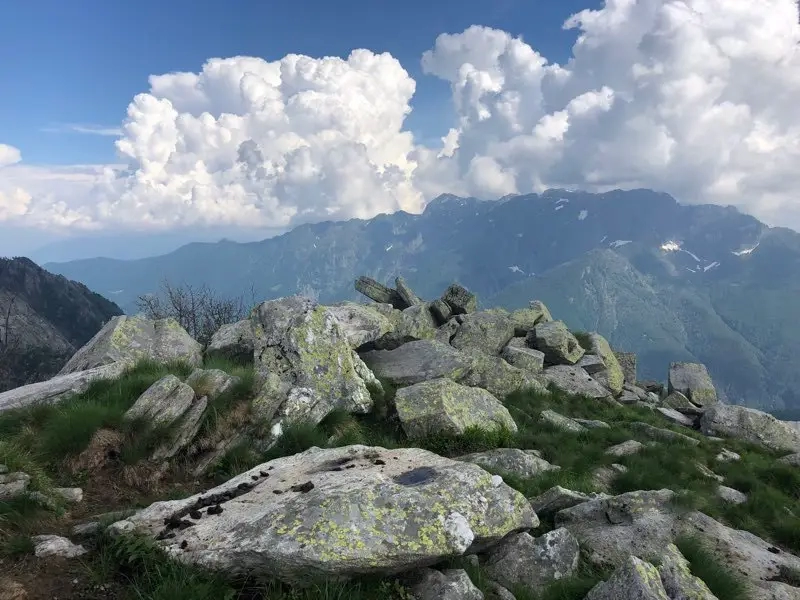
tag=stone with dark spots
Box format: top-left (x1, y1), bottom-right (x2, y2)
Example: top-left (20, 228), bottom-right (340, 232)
top-left (394, 467), bottom-right (438, 486)
top-left (291, 481), bottom-right (315, 494)
top-left (207, 505), bottom-right (224, 515)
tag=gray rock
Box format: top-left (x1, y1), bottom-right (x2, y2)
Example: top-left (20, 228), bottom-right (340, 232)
top-left (110, 445), bottom-right (538, 584)
top-left (124, 375), bottom-right (196, 427)
top-left (717, 485), bottom-right (747, 505)
top-left (52, 487), bottom-right (83, 503)
top-left (614, 352), bottom-right (637, 385)
top-left (205, 319), bottom-right (255, 363)
top-left (324, 302), bottom-right (395, 348)
top-left (486, 580), bottom-right (516, 600)
top-left (361, 340), bottom-right (472, 386)
top-left (540, 410), bottom-right (587, 433)
top-left (251, 296), bottom-right (373, 435)
top-left (662, 391), bottom-right (704, 415)
top-left (508, 305), bottom-right (552, 336)
top-left (395, 379), bottom-right (517, 439)
top-left (624, 383), bottom-right (650, 400)
top-left (700, 404), bottom-right (800, 453)
top-left (395, 276), bottom-right (424, 307)
top-left (186, 369), bottom-right (240, 401)
top-left (450, 312), bottom-right (515, 356)
top-left (527, 321), bottom-right (585, 365)
top-left (441, 283), bottom-right (478, 315)
top-left (0, 472), bottom-right (30, 500)
top-left (605, 440), bottom-right (645, 457)
top-left (0, 362), bottom-right (126, 413)
top-left (586, 333), bottom-right (624, 396)
top-left (354, 276), bottom-right (405, 309)
top-left (152, 395), bottom-right (209, 461)
top-left (542, 365), bottom-right (612, 399)
top-left (59, 315), bottom-right (202, 375)
top-left (658, 543), bottom-right (720, 600)
top-left (577, 354), bottom-right (606, 375)
top-left (457, 449), bottom-right (559, 479)
top-left (529, 486), bottom-right (607, 519)
top-left (591, 464), bottom-right (628, 492)
top-left (574, 418), bottom-right (611, 429)
top-left (459, 351), bottom-right (548, 399)
top-left (668, 363), bottom-right (718, 407)
top-left (409, 568), bottom-right (483, 600)
top-left (430, 299), bottom-right (453, 325)
top-left (617, 390), bottom-right (642, 405)
top-left (779, 452), bottom-right (800, 466)
top-left (0, 464), bottom-right (7, 474)
top-left (528, 300), bottom-right (553, 323)
top-left (584, 555), bottom-right (670, 600)
top-left (32, 535), bottom-right (87, 558)
top-left (501, 344), bottom-right (545, 374)
top-left (630, 422), bottom-right (700, 446)
top-left (657, 407), bottom-right (696, 428)
top-left (695, 462), bottom-right (724, 482)
top-left (483, 529), bottom-right (579, 592)
top-left (715, 448), bottom-right (741, 462)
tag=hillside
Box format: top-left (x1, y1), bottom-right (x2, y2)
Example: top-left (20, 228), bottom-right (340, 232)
top-left (0, 257), bottom-right (124, 392)
top-left (43, 189), bottom-right (800, 410)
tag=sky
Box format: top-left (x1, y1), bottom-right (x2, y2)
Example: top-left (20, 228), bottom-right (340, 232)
top-left (2, 0), bottom-right (800, 259)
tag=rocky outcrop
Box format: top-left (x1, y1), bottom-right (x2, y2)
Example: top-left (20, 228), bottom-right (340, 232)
top-left (204, 319), bottom-right (255, 363)
top-left (408, 568), bottom-right (483, 600)
top-left (456, 449), bottom-right (559, 479)
top-left (586, 333), bottom-right (624, 396)
top-left (125, 375), bottom-right (196, 427)
top-left (110, 445), bottom-right (537, 584)
top-left (668, 362), bottom-right (717, 407)
top-left (325, 302), bottom-right (396, 349)
top-left (700, 404), bottom-right (800, 453)
top-left (542, 365), bottom-right (612, 399)
top-left (527, 321), bottom-right (585, 365)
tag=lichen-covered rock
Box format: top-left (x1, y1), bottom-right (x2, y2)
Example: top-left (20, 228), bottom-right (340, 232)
top-left (528, 321), bottom-right (585, 365)
top-left (614, 352), bottom-right (637, 385)
top-left (251, 296), bottom-right (373, 433)
top-left (574, 418), bottom-right (610, 429)
top-left (591, 464), bottom-right (628, 492)
top-left (662, 391), bottom-right (704, 415)
top-left (529, 486), bottom-right (607, 519)
top-left (542, 366), bottom-right (612, 399)
top-left (540, 410), bottom-right (587, 433)
top-left (585, 556), bottom-right (670, 600)
top-left (124, 375), bottom-right (196, 427)
top-left (457, 449), bottom-right (559, 479)
top-left (408, 568), bottom-right (483, 600)
top-left (656, 407), bottom-right (696, 428)
top-left (700, 404), bottom-right (800, 453)
top-left (354, 276), bottom-right (405, 308)
top-left (460, 350), bottom-right (548, 398)
top-left (450, 312), bottom-right (515, 355)
top-left (577, 354), bottom-right (606, 375)
top-left (186, 369), bottom-right (240, 401)
top-left (152, 395), bottom-right (209, 461)
top-left (32, 535), bottom-right (87, 558)
top-left (59, 315), bottom-right (202, 375)
top-left (324, 302), bottom-right (395, 349)
top-left (394, 379), bottom-right (517, 439)
top-left (605, 440), bottom-right (645, 457)
top-left (395, 276), bottom-right (423, 307)
top-left (205, 319), bottom-right (255, 363)
top-left (430, 299), bottom-right (453, 325)
top-left (668, 363), bottom-right (718, 407)
top-left (361, 340), bottom-right (472, 386)
top-left (587, 333), bottom-right (624, 396)
top-left (658, 543), bottom-right (719, 599)
top-left (508, 303), bottom-right (552, 336)
top-left (501, 342), bottom-right (545, 374)
top-left (483, 529), bottom-right (579, 592)
top-left (631, 422), bottom-right (700, 446)
top-left (109, 445), bottom-right (537, 584)
top-left (374, 303), bottom-right (439, 349)
top-left (441, 283), bottom-right (478, 315)
top-left (528, 300), bottom-right (553, 323)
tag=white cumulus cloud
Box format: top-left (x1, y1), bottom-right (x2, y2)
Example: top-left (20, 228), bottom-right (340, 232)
top-left (2, 0), bottom-right (800, 235)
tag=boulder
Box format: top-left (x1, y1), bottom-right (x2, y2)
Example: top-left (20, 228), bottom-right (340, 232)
top-left (528, 300), bottom-right (553, 324)
top-left (658, 543), bottom-right (720, 600)
top-left (662, 391), bottom-right (704, 415)
top-left (354, 276), bottom-right (405, 309)
top-left (52, 487), bottom-right (83, 503)
top-left (501, 343), bottom-right (545, 374)
top-left (0, 362), bottom-right (126, 413)
top-left (324, 302), bottom-right (395, 349)
top-left (585, 556), bottom-right (670, 600)
top-left (508, 303), bottom-right (552, 336)
top-left (32, 535), bottom-right (87, 558)
top-left (605, 440), bottom-right (645, 457)
top-left (152, 395), bottom-right (209, 461)
top-left (59, 315), bottom-right (202, 375)
top-left (186, 369), bottom-right (240, 401)
top-left (457, 449), bottom-right (559, 479)
top-left (395, 276), bottom-right (424, 307)
top-left (668, 363), bottom-right (717, 407)
top-left (541, 365), bottom-right (612, 399)
top-left (577, 354), bottom-right (606, 375)
top-left (374, 304), bottom-right (439, 349)
top-left (529, 486), bottom-right (606, 519)
top-left (630, 422), bottom-right (700, 446)
top-left (656, 407), bottom-right (696, 428)
top-left (251, 296), bottom-right (373, 434)
top-left (614, 352), bottom-right (637, 385)
top-left (717, 485), bottom-right (747, 505)
top-left (441, 283), bottom-right (478, 315)
top-left (574, 418), bottom-right (611, 429)
top-left (450, 312), bottom-right (515, 355)
top-left (124, 375), bottom-right (196, 427)
top-left (394, 379), bottom-right (517, 439)
top-left (0, 472), bottom-right (30, 500)
top-left (483, 529), bottom-right (580, 592)
top-left (585, 333), bottom-right (624, 396)
top-left (361, 340), bottom-right (472, 387)
top-left (715, 448), bottom-right (741, 462)
top-left (460, 351), bottom-right (548, 398)
top-left (430, 299), bottom-right (453, 325)
top-left (205, 319), bottom-right (255, 363)
top-left (408, 568), bottom-right (483, 600)
top-left (527, 321), bottom-right (585, 365)
top-left (540, 410), bottom-right (587, 433)
top-left (591, 464), bottom-right (628, 492)
top-left (109, 445), bottom-right (538, 584)
top-left (779, 453), bottom-right (800, 466)
top-left (700, 404), bottom-right (800, 453)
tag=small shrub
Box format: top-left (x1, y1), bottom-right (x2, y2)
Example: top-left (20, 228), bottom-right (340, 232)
top-left (0, 533), bottom-right (34, 558)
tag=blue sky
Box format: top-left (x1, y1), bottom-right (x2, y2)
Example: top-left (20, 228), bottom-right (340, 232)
top-left (0, 0), bottom-right (597, 166)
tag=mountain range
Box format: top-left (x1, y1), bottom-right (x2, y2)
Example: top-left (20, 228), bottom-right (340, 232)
top-left (42, 189), bottom-right (800, 411)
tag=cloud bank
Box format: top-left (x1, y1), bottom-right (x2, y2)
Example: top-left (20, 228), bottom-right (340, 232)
top-left (3, 0), bottom-right (800, 235)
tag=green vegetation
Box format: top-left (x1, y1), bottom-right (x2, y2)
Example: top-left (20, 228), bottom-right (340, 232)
top-left (674, 535), bottom-right (749, 600)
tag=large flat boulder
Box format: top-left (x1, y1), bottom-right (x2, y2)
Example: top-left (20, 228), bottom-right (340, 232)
top-left (354, 276), bottom-right (405, 309)
top-left (124, 375), bottom-right (196, 426)
top-left (450, 312), bottom-right (515, 356)
top-left (325, 302), bottom-right (396, 349)
top-left (394, 379), bottom-right (517, 439)
top-left (459, 351), bottom-right (548, 398)
top-left (360, 340), bottom-right (472, 386)
top-left (668, 363), bottom-right (718, 407)
top-left (109, 445), bottom-right (538, 584)
top-left (59, 316), bottom-right (202, 375)
top-left (700, 404), bottom-right (800, 453)
top-left (527, 321), bottom-right (585, 365)
top-left (542, 365), bottom-right (612, 399)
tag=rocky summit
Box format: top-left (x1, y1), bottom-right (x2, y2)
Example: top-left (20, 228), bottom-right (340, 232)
top-left (0, 276), bottom-right (799, 600)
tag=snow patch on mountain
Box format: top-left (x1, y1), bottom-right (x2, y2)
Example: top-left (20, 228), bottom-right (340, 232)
top-left (732, 243), bottom-right (759, 256)
top-left (610, 240), bottom-right (632, 248)
top-left (578, 210), bottom-right (588, 221)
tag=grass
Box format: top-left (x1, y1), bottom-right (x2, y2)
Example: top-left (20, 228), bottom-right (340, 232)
top-left (674, 535), bottom-right (749, 600)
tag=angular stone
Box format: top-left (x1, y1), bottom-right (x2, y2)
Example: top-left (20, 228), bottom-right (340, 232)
top-left (186, 369), bottom-right (240, 401)
top-left (430, 299), bottom-right (453, 325)
top-left (574, 418), bottom-right (610, 429)
top-left (540, 410), bottom-right (587, 433)
top-left (614, 352), bottom-right (637, 385)
top-left (624, 383), bottom-right (650, 400)
top-left (408, 568), bottom-right (483, 600)
top-left (528, 321), bottom-right (585, 365)
top-left (52, 487), bottom-right (83, 503)
top-left (668, 363), bottom-right (718, 407)
top-left (542, 365), bottom-right (612, 399)
top-left (509, 304), bottom-right (552, 336)
top-left (460, 351), bottom-right (548, 398)
top-left (778, 452), bottom-right (800, 466)
top-left (501, 343), bottom-right (545, 374)
top-left (662, 390), bottom-right (703, 415)
top-left (657, 407), bottom-right (696, 428)
top-left (205, 319), bottom-right (255, 363)
top-left (450, 312), bottom-right (515, 356)
top-left (585, 556), bottom-right (670, 600)
top-left (361, 340), bottom-right (472, 386)
top-left (354, 276), bottom-right (405, 309)
top-left (695, 462), bottom-right (724, 482)
top-left (591, 464), bottom-right (628, 492)
top-left (124, 374), bottom-right (196, 427)
top-left (457, 449), bottom-right (559, 479)
top-left (605, 440), bottom-right (645, 457)
top-left (528, 300), bottom-right (553, 324)
top-left (587, 333), bottom-right (624, 396)
top-left (374, 303), bottom-right (439, 349)
top-left (486, 581), bottom-right (516, 600)
top-left (395, 276), bottom-right (423, 307)
top-left (715, 448), bottom-right (741, 462)
top-left (0, 472), bottom-right (30, 500)
top-left (700, 404), bottom-right (800, 453)
top-left (59, 315), bottom-right (202, 375)
top-left (152, 395), bottom-right (209, 461)
top-left (717, 485), bottom-right (747, 505)
top-left (32, 535), bottom-right (87, 558)
top-left (441, 283), bottom-right (478, 315)
top-left (395, 379), bottom-right (517, 439)
top-left (528, 486), bottom-right (602, 519)
top-left (484, 529), bottom-right (580, 592)
top-left (617, 390), bottom-right (641, 405)
top-left (577, 354), bottom-right (606, 375)
top-left (658, 543), bottom-right (720, 600)
top-left (631, 422), bottom-right (700, 446)
top-left (324, 302), bottom-right (395, 348)
top-left (109, 445), bottom-right (538, 584)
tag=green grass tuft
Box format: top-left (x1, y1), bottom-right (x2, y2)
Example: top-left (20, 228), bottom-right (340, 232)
top-left (674, 535), bottom-right (749, 600)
